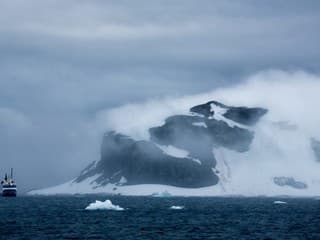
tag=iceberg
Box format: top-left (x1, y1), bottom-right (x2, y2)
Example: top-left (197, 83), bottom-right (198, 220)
top-left (151, 190), bottom-right (172, 197)
top-left (85, 199), bottom-right (124, 211)
top-left (273, 200), bottom-right (287, 205)
top-left (170, 205), bottom-right (184, 210)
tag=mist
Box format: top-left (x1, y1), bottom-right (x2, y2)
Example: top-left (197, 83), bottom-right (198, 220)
top-left (95, 70), bottom-right (320, 195)
top-left (97, 70), bottom-right (320, 139)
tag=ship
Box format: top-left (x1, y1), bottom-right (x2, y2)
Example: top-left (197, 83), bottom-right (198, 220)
top-left (1, 168), bottom-right (17, 197)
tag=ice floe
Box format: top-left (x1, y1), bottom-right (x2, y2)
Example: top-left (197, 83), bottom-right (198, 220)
top-left (273, 200), bottom-right (287, 205)
top-left (85, 200), bottom-right (124, 211)
top-left (170, 205), bottom-right (184, 210)
top-left (151, 190), bottom-right (172, 197)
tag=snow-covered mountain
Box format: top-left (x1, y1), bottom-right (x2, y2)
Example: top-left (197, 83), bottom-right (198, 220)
top-left (78, 101), bottom-right (266, 187)
top-left (28, 72), bottom-right (320, 197)
top-left (29, 99), bottom-right (320, 197)
top-left (29, 101), bottom-right (264, 195)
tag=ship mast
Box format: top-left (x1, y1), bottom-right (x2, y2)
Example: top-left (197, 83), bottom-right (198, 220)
top-left (11, 168), bottom-right (13, 179)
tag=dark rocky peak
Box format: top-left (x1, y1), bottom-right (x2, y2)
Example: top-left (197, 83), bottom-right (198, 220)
top-left (190, 101), bottom-right (225, 118)
top-left (190, 101), bottom-right (267, 126)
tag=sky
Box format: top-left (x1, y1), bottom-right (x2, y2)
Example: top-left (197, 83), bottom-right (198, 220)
top-left (0, 0), bottom-right (320, 192)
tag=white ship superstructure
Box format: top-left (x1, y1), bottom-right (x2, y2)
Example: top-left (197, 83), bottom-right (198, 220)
top-left (1, 168), bottom-right (17, 197)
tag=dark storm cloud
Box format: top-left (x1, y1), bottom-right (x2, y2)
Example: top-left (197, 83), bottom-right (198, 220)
top-left (0, 0), bottom-right (320, 191)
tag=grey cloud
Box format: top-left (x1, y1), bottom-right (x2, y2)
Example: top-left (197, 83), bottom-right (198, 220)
top-left (0, 0), bottom-right (320, 191)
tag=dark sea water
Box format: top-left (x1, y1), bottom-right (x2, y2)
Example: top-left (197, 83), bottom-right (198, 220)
top-left (1, 196), bottom-right (320, 240)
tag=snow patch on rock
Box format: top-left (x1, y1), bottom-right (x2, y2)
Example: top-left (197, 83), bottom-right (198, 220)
top-left (210, 103), bottom-right (247, 129)
top-left (192, 122), bottom-right (207, 128)
top-left (157, 145), bottom-right (189, 158)
top-left (191, 158), bottom-right (202, 165)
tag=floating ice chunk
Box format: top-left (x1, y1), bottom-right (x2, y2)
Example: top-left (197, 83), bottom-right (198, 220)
top-left (170, 205), bottom-right (184, 210)
top-left (119, 176), bottom-right (127, 185)
top-left (273, 200), bottom-right (287, 205)
top-left (151, 190), bottom-right (172, 197)
top-left (85, 200), bottom-right (124, 211)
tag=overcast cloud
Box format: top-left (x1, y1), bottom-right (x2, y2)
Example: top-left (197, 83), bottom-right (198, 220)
top-left (0, 0), bottom-right (320, 192)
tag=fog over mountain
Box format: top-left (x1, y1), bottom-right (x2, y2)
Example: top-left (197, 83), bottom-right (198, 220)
top-left (1, 1), bottom-right (320, 192)
top-left (30, 71), bottom-right (320, 196)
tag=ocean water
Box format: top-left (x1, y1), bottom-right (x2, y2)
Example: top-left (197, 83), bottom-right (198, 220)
top-left (1, 196), bottom-right (320, 240)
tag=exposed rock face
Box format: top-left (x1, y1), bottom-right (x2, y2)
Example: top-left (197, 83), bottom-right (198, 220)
top-left (311, 138), bottom-right (320, 162)
top-left (190, 101), bottom-right (268, 126)
top-left (75, 101), bottom-right (267, 188)
top-left (273, 177), bottom-right (307, 189)
top-left (76, 132), bottom-right (218, 188)
top-left (150, 115), bottom-right (254, 156)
